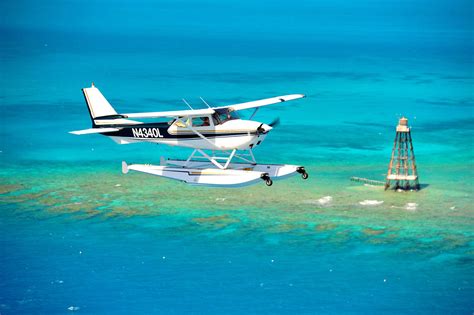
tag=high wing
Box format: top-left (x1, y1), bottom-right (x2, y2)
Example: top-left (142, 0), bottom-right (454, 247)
top-left (123, 108), bottom-right (214, 119)
top-left (214, 94), bottom-right (305, 112)
top-left (121, 94), bottom-right (305, 118)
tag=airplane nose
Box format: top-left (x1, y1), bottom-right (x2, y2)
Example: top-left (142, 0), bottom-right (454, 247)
top-left (257, 123), bottom-right (272, 135)
top-left (262, 124), bottom-right (273, 132)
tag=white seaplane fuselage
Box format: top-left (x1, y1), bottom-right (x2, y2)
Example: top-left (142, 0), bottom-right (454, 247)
top-left (105, 118), bottom-right (272, 151)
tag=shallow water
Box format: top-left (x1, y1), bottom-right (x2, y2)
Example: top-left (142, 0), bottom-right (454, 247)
top-left (1, 0), bottom-right (473, 313)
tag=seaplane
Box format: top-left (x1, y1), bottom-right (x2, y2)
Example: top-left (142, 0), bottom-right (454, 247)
top-left (70, 83), bottom-right (309, 187)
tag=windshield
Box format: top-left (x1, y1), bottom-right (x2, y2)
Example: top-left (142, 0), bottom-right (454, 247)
top-left (214, 108), bottom-right (239, 124)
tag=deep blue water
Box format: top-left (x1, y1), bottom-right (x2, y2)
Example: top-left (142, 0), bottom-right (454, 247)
top-left (1, 203), bottom-right (472, 314)
top-left (1, 0), bottom-right (473, 314)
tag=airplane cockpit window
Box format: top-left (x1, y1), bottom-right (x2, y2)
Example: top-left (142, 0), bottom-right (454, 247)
top-left (214, 109), bottom-right (239, 124)
top-left (192, 116), bottom-right (211, 127)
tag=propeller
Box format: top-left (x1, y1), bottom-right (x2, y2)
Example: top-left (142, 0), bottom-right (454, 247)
top-left (268, 117), bottom-right (280, 128)
top-left (256, 117), bottom-right (280, 135)
top-left (256, 123), bottom-right (265, 135)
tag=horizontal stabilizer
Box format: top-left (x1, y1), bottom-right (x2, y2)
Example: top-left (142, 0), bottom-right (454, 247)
top-left (69, 127), bottom-right (121, 135)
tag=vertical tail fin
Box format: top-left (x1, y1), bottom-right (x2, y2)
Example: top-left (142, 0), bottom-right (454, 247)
top-left (82, 83), bottom-right (118, 126)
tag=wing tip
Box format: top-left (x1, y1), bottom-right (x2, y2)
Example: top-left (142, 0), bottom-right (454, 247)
top-left (279, 94), bottom-right (306, 102)
top-left (292, 93), bottom-right (305, 99)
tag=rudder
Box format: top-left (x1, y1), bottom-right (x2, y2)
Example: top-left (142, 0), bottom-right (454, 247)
top-left (82, 83), bottom-right (118, 126)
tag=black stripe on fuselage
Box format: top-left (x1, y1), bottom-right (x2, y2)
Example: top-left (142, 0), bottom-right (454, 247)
top-left (98, 123), bottom-right (257, 139)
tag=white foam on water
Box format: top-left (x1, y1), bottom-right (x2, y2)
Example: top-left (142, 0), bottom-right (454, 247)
top-left (317, 196), bottom-right (333, 205)
top-left (215, 197), bottom-right (226, 201)
top-left (359, 200), bottom-right (384, 206)
top-left (405, 202), bottom-right (418, 211)
top-left (302, 196), bottom-right (333, 206)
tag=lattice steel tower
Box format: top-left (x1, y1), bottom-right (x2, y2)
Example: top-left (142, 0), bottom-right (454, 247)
top-left (385, 117), bottom-right (420, 190)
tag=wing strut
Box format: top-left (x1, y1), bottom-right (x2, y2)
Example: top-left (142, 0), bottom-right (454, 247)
top-left (249, 107), bottom-right (259, 120)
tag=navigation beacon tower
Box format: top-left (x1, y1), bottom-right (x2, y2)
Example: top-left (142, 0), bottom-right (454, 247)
top-left (385, 117), bottom-right (420, 191)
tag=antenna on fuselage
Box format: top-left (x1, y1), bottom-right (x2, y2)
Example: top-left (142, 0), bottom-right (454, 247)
top-left (182, 98), bottom-right (193, 110)
top-left (199, 97), bottom-right (211, 109)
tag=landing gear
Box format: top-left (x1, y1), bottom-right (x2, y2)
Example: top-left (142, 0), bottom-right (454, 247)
top-left (261, 174), bottom-right (273, 186)
top-left (297, 167), bottom-right (309, 179)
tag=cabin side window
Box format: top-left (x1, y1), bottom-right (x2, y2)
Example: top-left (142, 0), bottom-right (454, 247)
top-left (172, 117), bottom-right (190, 128)
top-left (191, 116), bottom-right (212, 127)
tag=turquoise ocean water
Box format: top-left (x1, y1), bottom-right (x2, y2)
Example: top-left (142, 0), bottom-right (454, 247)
top-left (1, 0), bottom-right (473, 313)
